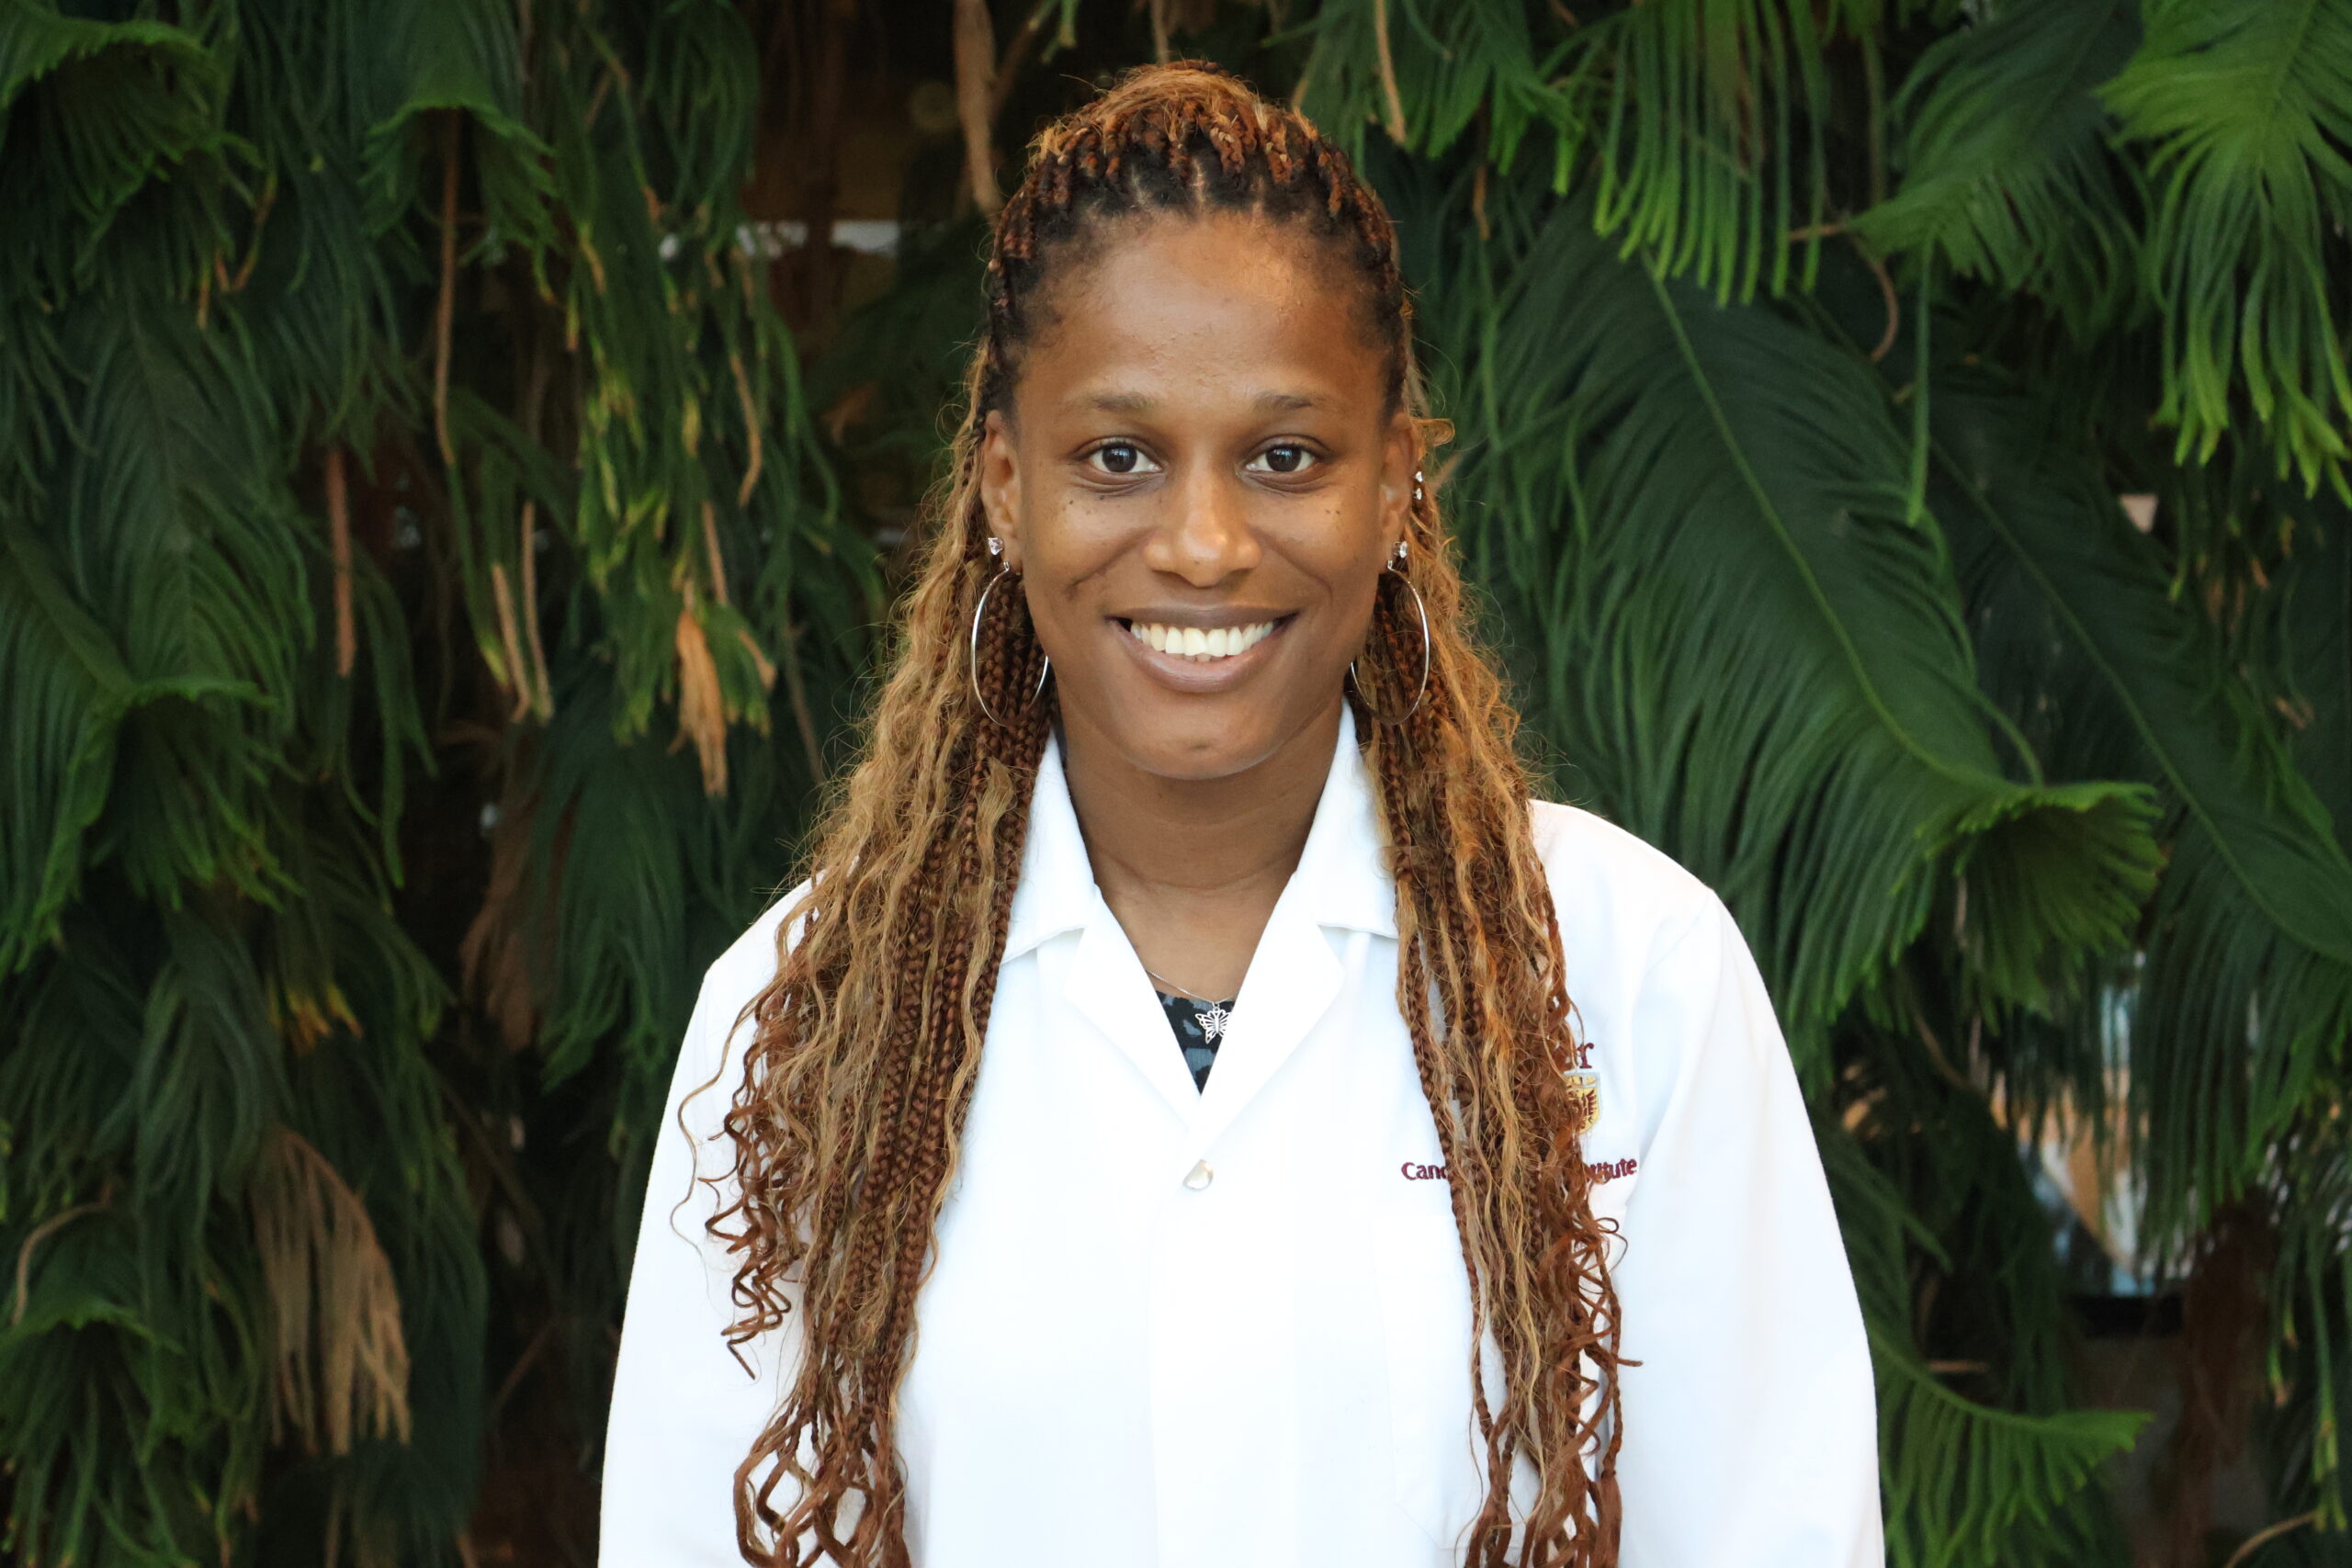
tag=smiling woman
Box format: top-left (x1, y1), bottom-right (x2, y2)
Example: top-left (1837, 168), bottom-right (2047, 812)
top-left (974, 197), bottom-right (1430, 997)
top-left (601, 60), bottom-right (1881, 1568)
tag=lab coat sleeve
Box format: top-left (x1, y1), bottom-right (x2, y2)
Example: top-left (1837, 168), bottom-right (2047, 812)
top-left (1610, 893), bottom-right (1884, 1568)
top-left (601, 941), bottom-right (800, 1566)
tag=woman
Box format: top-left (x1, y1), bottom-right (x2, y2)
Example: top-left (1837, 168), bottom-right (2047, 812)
top-left (603, 61), bottom-right (1880, 1568)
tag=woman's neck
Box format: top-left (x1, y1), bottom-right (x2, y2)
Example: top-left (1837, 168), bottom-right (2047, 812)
top-left (1058, 700), bottom-right (1342, 1000)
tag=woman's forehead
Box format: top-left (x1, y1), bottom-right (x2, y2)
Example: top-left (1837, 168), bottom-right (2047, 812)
top-left (1016, 210), bottom-right (1387, 421)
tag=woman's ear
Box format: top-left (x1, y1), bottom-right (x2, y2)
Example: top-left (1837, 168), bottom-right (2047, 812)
top-left (1379, 407), bottom-right (1419, 558)
top-left (978, 409), bottom-right (1025, 572)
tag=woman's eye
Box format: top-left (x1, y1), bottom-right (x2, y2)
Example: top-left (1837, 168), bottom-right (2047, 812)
top-left (1086, 443), bottom-right (1156, 476)
top-left (1250, 444), bottom-right (1319, 477)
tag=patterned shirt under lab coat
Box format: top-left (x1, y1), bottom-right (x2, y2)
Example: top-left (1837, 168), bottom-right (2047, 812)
top-left (601, 704), bottom-right (1884, 1567)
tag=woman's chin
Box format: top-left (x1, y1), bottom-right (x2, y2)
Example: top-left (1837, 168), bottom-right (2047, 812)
top-left (1072, 682), bottom-right (1339, 786)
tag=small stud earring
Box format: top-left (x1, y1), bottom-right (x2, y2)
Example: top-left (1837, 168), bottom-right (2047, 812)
top-left (1393, 539), bottom-right (1408, 566)
top-left (1412, 467), bottom-right (1424, 504)
top-left (987, 536), bottom-right (1003, 558)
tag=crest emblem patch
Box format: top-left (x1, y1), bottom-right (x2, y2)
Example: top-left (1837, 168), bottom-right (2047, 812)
top-left (1548, 1035), bottom-right (1600, 1134)
top-left (1563, 1072), bottom-right (1600, 1135)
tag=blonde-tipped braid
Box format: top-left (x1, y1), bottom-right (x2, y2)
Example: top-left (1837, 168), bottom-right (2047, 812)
top-left (710, 60), bottom-right (1623, 1567)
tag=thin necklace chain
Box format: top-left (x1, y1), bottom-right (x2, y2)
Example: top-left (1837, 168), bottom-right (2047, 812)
top-left (1142, 964), bottom-right (1236, 1004)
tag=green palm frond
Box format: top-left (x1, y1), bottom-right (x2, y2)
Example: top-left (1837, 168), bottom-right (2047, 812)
top-left (1855, 0), bottom-right (2142, 331)
top-left (1560, 0), bottom-right (1885, 300)
top-left (356, 0), bottom-right (551, 247)
top-left (2101, 0), bottom-right (2352, 496)
top-left (287, 511), bottom-right (435, 881)
top-left (136, 910), bottom-right (288, 1225)
top-left (0, 905), bottom-right (144, 1219)
top-left (1844, 1025), bottom-right (2098, 1408)
top-left (638, 0), bottom-right (763, 214)
top-left (1290, 0), bottom-right (1575, 176)
top-left (1873, 1334), bottom-right (2148, 1568)
top-left (49, 295), bottom-right (308, 912)
top-left (517, 658), bottom-right (840, 1117)
top-left (60, 302), bottom-right (302, 687)
top-left (0, 908), bottom-right (279, 1567)
top-left (0, 513), bottom-right (136, 980)
top-left (0, 3), bottom-right (231, 307)
top-left (0, 3), bottom-right (213, 118)
top-left (1929, 381), bottom-right (2352, 1242)
top-left (521, 671), bottom-right (702, 1093)
top-left (1298, 0), bottom-right (1864, 301)
top-left (2281, 498), bottom-right (2350, 844)
top-left (1819, 1118), bottom-right (2146, 1568)
top-left (2264, 1116), bottom-right (2352, 1530)
top-left (0, 1204), bottom-right (260, 1566)
top-left (1426, 187), bottom-right (2155, 1064)
top-left (270, 845), bottom-right (483, 1562)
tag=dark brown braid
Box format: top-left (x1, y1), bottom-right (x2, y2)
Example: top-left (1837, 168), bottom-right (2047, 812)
top-left (709, 61), bottom-right (1623, 1567)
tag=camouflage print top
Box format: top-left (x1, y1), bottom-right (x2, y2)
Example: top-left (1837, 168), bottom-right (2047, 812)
top-left (1152, 989), bottom-right (1237, 1091)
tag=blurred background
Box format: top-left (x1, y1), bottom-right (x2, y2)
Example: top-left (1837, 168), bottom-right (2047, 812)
top-left (2, 1), bottom-right (2347, 1564)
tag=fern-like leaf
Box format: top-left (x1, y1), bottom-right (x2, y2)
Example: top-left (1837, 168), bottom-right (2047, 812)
top-left (1856, 0), bottom-right (2142, 331)
top-left (1430, 189), bottom-right (2157, 1065)
top-left (1931, 381), bottom-right (2352, 1242)
top-left (2101, 0), bottom-right (2352, 495)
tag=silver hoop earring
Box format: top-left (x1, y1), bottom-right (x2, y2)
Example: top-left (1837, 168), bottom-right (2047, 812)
top-left (1346, 560), bottom-right (1430, 725)
top-left (969, 562), bottom-right (1051, 728)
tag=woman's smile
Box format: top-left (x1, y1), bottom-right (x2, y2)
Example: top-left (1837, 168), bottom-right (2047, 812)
top-left (1112, 610), bottom-right (1295, 692)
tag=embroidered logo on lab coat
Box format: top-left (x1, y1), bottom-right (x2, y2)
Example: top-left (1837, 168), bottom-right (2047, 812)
top-left (1401, 1155), bottom-right (1639, 1184)
top-left (1548, 1036), bottom-right (1600, 1135)
top-left (1562, 1072), bottom-right (1600, 1135)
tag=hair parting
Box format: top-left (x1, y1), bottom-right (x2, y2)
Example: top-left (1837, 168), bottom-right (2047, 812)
top-left (708, 59), bottom-right (1623, 1567)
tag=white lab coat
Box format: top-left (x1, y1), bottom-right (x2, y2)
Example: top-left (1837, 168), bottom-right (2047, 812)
top-left (601, 705), bottom-right (1883, 1567)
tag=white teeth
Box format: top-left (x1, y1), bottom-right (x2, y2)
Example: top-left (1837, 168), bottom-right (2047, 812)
top-left (1125, 620), bottom-right (1278, 660)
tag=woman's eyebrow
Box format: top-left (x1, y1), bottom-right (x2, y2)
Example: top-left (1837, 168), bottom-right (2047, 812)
top-left (1067, 388), bottom-right (1329, 415)
top-left (1072, 389), bottom-right (1157, 416)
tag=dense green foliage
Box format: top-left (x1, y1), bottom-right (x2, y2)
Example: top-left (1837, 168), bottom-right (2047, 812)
top-left (0, 0), bottom-right (870, 1561)
top-left (2, 2), bottom-right (2346, 1565)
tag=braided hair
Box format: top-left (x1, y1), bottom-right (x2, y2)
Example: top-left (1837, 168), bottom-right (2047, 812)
top-left (711, 60), bottom-right (1623, 1567)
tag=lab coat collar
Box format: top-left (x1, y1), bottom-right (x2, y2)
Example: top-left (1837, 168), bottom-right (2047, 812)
top-left (1001, 702), bottom-right (1398, 964)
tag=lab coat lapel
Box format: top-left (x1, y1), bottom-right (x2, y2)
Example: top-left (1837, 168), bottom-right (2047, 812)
top-left (1009, 726), bottom-right (1203, 1121)
top-left (1007, 707), bottom-right (1400, 1134)
top-left (1190, 705), bottom-right (1395, 1145)
top-left (1187, 875), bottom-right (1343, 1145)
top-left (1065, 906), bottom-right (1205, 1122)
top-left (1001, 726), bottom-right (1094, 965)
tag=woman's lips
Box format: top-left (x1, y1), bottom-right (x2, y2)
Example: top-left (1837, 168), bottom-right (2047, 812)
top-left (1125, 618), bottom-right (1278, 660)
top-left (1110, 615), bottom-right (1294, 693)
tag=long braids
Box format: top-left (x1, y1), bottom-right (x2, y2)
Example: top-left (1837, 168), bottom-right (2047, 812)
top-left (712, 60), bottom-right (1623, 1567)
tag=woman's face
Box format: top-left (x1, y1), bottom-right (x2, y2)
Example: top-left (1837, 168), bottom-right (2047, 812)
top-left (978, 209), bottom-right (1417, 783)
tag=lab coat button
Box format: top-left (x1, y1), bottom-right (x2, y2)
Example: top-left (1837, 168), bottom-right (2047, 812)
top-left (1182, 1159), bottom-right (1214, 1190)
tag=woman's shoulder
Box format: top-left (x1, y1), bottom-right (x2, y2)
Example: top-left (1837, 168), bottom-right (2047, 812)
top-left (659, 881), bottom-right (818, 1148)
top-left (1521, 800), bottom-right (1791, 1156)
top-left (1524, 796), bottom-right (1733, 981)
top-left (689, 878), bottom-right (815, 1048)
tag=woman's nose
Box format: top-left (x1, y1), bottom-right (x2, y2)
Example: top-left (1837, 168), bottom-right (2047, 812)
top-left (1143, 462), bottom-right (1262, 585)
